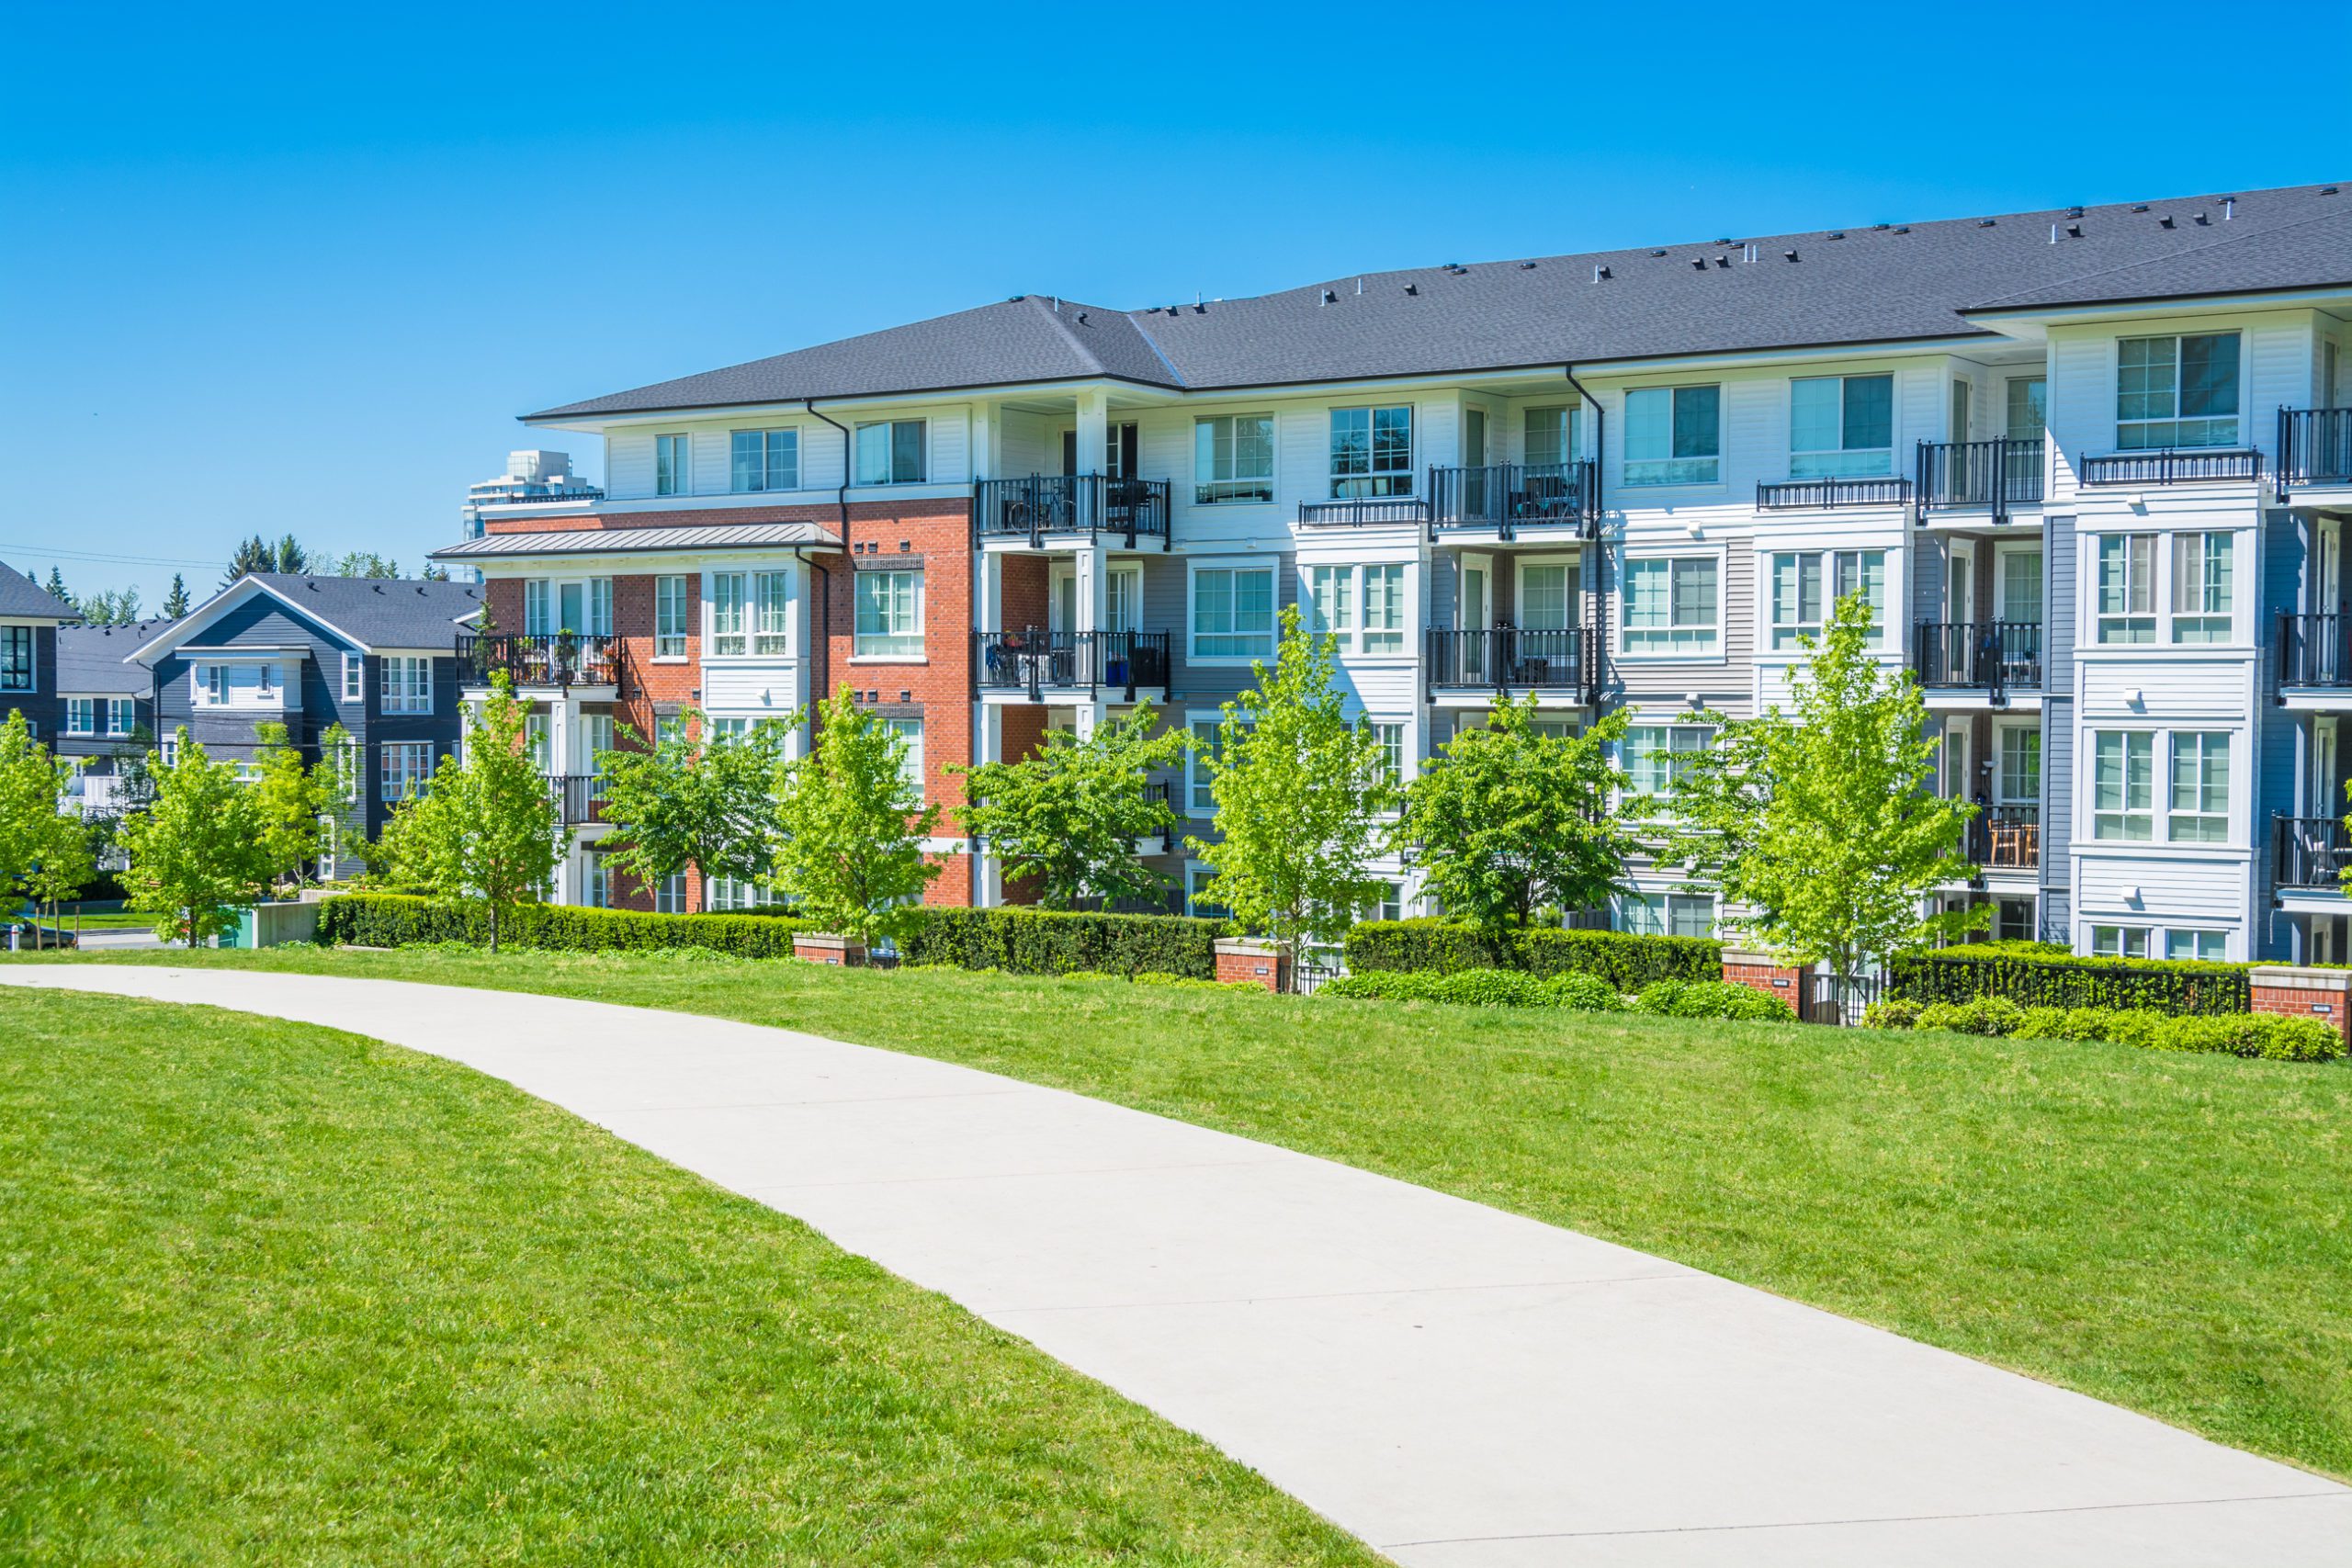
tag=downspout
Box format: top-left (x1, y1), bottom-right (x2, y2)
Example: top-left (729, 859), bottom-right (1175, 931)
top-left (803, 398), bottom-right (854, 709)
top-left (793, 547), bottom-right (832, 712)
top-left (1564, 365), bottom-right (1606, 707)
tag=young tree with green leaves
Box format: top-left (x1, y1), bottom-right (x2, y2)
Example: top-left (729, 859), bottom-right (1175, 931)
top-left (1403, 695), bottom-right (1641, 931)
top-left (949, 704), bottom-right (1192, 909)
top-left (312, 724), bottom-right (361, 880)
top-left (386, 675), bottom-right (564, 952)
top-left (249, 722), bottom-right (325, 891)
top-left (163, 573), bottom-right (191, 618)
top-left (597, 708), bottom-right (782, 900)
top-left (766, 685), bottom-right (942, 945)
top-left (1655, 591), bottom-right (1980, 981)
top-left (1188, 605), bottom-right (1397, 981)
top-left (120, 728), bottom-right (274, 945)
top-left (0, 712), bottom-right (96, 944)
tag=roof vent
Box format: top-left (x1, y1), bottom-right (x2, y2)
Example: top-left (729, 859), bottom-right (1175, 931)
top-left (1519, 260), bottom-right (1536, 269)
top-left (1320, 288), bottom-right (1336, 305)
top-left (1872, 221), bottom-right (1890, 230)
top-left (1742, 243), bottom-right (1758, 263)
top-left (2131, 204), bottom-right (2149, 213)
top-left (1690, 256), bottom-right (1707, 270)
top-left (1405, 283), bottom-right (1419, 295)
top-left (1893, 225), bottom-right (1910, 234)
top-left (2066, 223), bottom-right (2083, 238)
top-left (2160, 214), bottom-right (2176, 228)
top-left (2223, 196), bottom-right (2236, 220)
top-left (1650, 249), bottom-right (1667, 257)
top-left (1713, 237), bottom-right (1732, 245)
top-left (1978, 219), bottom-right (1996, 227)
top-left (1075, 310), bottom-right (1088, 324)
top-left (1591, 265), bottom-right (1610, 282)
top-left (1008, 294), bottom-right (1025, 302)
top-left (2194, 210), bottom-right (2210, 225)
top-left (1826, 231), bottom-right (1845, 240)
top-left (1193, 302), bottom-right (1205, 313)
top-left (2067, 206), bottom-right (2084, 219)
top-left (1783, 249), bottom-right (1799, 262)
top-left (2324, 186), bottom-right (2340, 196)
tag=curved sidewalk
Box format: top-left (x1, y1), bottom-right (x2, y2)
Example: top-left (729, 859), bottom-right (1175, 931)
top-left (5, 964), bottom-right (2345, 1567)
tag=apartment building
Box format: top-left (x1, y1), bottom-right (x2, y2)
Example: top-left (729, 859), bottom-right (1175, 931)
top-left (435, 182), bottom-right (2352, 959)
top-left (0, 562), bottom-right (79, 740)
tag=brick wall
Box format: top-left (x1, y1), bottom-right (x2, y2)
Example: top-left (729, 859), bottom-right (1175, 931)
top-left (2248, 966), bottom-right (2352, 1049)
top-left (1721, 951), bottom-right (1807, 1004)
top-left (1000, 553), bottom-right (1050, 630)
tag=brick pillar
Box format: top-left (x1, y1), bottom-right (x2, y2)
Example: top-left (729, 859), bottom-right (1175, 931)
top-left (1721, 948), bottom-right (1806, 1003)
top-left (2247, 965), bottom-right (2352, 1049)
top-left (1215, 938), bottom-right (1291, 993)
top-left (793, 932), bottom-right (869, 967)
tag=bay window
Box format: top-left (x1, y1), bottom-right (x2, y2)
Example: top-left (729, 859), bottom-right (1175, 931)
top-left (2118, 333), bottom-right (2240, 449)
top-left (1790, 374), bottom-right (1894, 477)
top-left (1623, 385), bottom-right (1720, 486)
top-left (2096, 534), bottom-right (2155, 643)
top-left (1194, 413), bottom-right (1275, 504)
top-left (2167, 732), bottom-right (2230, 842)
top-left (2090, 731), bottom-right (2153, 840)
top-left (2170, 532), bottom-right (2233, 643)
top-left (1622, 556), bottom-right (1718, 655)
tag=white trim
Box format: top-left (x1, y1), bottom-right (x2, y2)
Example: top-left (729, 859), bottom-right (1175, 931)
top-left (125, 577), bottom-right (374, 663)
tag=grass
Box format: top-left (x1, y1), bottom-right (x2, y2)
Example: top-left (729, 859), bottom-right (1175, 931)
top-left (0, 985), bottom-right (1383, 1566)
top-left (15, 947), bottom-right (2352, 1487)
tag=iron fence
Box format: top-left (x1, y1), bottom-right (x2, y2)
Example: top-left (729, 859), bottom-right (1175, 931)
top-left (1916, 437), bottom-right (2043, 519)
top-left (2077, 448), bottom-right (2260, 487)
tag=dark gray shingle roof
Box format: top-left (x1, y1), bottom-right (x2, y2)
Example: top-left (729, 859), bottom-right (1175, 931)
top-left (0, 562), bottom-right (77, 619)
top-left (232, 575), bottom-right (483, 649)
top-left (530, 184), bottom-right (2351, 418)
top-left (56, 621), bottom-right (173, 693)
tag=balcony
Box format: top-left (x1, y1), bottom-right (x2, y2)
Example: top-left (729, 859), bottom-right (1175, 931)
top-left (974, 628), bottom-right (1170, 702)
top-left (2273, 813), bottom-right (2351, 893)
top-left (2077, 448), bottom-right (2261, 487)
top-left (1428, 461), bottom-right (1599, 538)
top-left (545, 773), bottom-right (608, 826)
top-left (1425, 626), bottom-right (1597, 703)
top-left (458, 632), bottom-right (621, 691)
top-left (1916, 438), bottom-right (2043, 521)
top-left (974, 475), bottom-right (1170, 548)
top-left (2275, 612), bottom-right (2352, 693)
top-left (1915, 621), bottom-right (2042, 700)
top-left (1295, 496), bottom-right (1430, 527)
top-left (1965, 804), bottom-right (2040, 874)
top-left (2278, 408), bottom-right (2352, 498)
top-left (1757, 476), bottom-right (1912, 510)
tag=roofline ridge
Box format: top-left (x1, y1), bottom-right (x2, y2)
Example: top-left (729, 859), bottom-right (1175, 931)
top-left (1965, 201), bottom-right (2352, 310)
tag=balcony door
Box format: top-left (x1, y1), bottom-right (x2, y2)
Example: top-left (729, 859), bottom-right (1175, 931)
top-left (1048, 564), bottom-right (1140, 635)
top-left (1459, 557), bottom-right (1491, 682)
top-left (1946, 547), bottom-right (1973, 625)
top-left (1996, 547), bottom-right (2042, 626)
top-left (2314, 716), bottom-right (2339, 821)
top-left (1940, 719), bottom-right (1972, 801)
top-left (1517, 560), bottom-right (1577, 632)
top-left (2319, 521), bottom-right (2344, 617)
top-left (1062, 423), bottom-right (1139, 478)
top-left (1950, 381), bottom-right (1972, 444)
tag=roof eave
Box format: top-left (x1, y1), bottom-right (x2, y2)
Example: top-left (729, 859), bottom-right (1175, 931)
top-left (522, 372), bottom-right (1185, 430)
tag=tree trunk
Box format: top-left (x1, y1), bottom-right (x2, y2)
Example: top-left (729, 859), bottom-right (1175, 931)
top-left (488, 900), bottom-right (501, 954)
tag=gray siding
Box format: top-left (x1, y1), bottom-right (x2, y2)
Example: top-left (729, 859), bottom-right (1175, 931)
top-left (2040, 513), bottom-right (2076, 929)
top-left (1602, 544), bottom-right (1755, 717)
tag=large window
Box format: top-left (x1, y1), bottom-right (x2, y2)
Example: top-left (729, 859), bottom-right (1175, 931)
top-left (854, 569), bottom-right (922, 658)
top-left (2166, 929), bottom-right (2228, 962)
top-left (1329, 406), bottom-right (1413, 498)
top-left (1790, 374), bottom-right (1894, 477)
top-left (2091, 925), bottom-right (2150, 958)
top-left (1306, 563), bottom-right (1403, 654)
top-left (1193, 566), bottom-right (1275, 660)
top-left (1622, 556), bottom-right (1718, 655)
top-left (1523, 405), bottom-right (1579, 468)
top-left (730, 428), bottom-right (799, 492)
top-left (1772, 550), bottom-right (1890, 649)
top-left (706, 875), bottom-right (786, 912)
top-left (2090, 731), bottom-right (2154, 840)
top-left (2170, 532), bottom-right (2233, 643)
top-left (1194, 413), bottom-right (1275, 504)
top-left (1623, 385), bottom-right (1720, 486)
top-left (2168, 732), bottom-right (2230, 842)
top-left (0, 626), bottom-right (31, 691)
top-left (379, 740), bottom-right (434, 803)
top-left (1187, 717), bottom-right (1248, 814)
top-left (710, 573), bottom-right (748, 657)
top-left (854, 420), bottom-right (926, 485)
top-left (1520, 563), bottom-right (1573, 631)
top-left (65, 697), bottom-right (93, 735)
top-left (1363, 719), bottom-right (1405, 786)
top-left (2096, 534), bottom-right (2155, 644)
top-left (753, 570), bottom-right (790, 655)
top-left (105, 697), bottom-right (133, 737)
top-left (1622, 892), bottom-right (1714, 938)
top-left (1998, 548), bottom-right (2043, 626)
top-left (1624, 725), bottom-right (1711, 796)
top-left (2006, 376), bottom-right (2047, 441)
top-left (654, 575), bottom-right (688, 658)
top-left (382, 657), bottom-right (433, 715)
top-left (654, 433), bottom-right (690, 495)
top-left (1997, 728), bottom-right (2041, 804)
top-left (587, 578), bottom-right (614, 637)
top-left (2118, 333), bottom-right (2240, 449)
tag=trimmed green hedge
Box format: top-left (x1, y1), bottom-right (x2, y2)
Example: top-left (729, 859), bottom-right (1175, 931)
top-left (1626, 978), bottom-right (1797, 1022)
top-left (1869, 993), bottom-right (2341, 1063)
top-left (316, 895), bottom-right (804, 958)
top-left (1321, 968), bottom-right (1623, 1010)
top-left (1888, 946), bottom-right (2250, 1016)
top-left (899, 907), bottom-right (1225, 979)
top-left (1343, 919), bottom-right (1720, 990)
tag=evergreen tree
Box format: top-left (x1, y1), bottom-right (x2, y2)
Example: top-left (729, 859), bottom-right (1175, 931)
top-left (271, 536), bottom-right (310, 574)
top-left (42, 567), bottom-right (70, 608)
top-left (765, 685), bottom-right (942, 944)
top-left (950, 704), bottom-right (1191, 909)
top-left (223, 535), bottom-right (275, 587)
top-left (163, 572), bottom-right (191, 618)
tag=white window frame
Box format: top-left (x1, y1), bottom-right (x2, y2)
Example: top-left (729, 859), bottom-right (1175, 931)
top-left (1515, 557), bottom-right (1577, 635)
top-left (654, 575), bottom-right (689, 660)
top-left (1190, 563), bottom-right (1277, 664)
top-left (105, 696), bottom-right (133, 737)
top-left (2167, 730), bottom-right (2231, 844)
top-left (730, 427), bottom-right (800, 493)
top-left (853, 419), bottom-right (927, 486)
top-left (1303, 562), bottom-right (1408, 657)
top-left (1789, 373), bottom-right (1895, 478)
top-left (381, 656), bottom-right (433, 716)
top-left (853, 569), bottom-right (923, 660)
top-left (2088, 729), bottom-right (2154, 841)
top-left (1769, 547), bottom-right (1888, 650)
top-left (1622, 384), bottom-right (1721, 487)
top-left (709, 571), bottom-right (749, 657)
top-left (885, 716), bottom-right (924, 801)
top-left (2116, 332), bottom-right (2241, 451)
top-left (2165, 928), bottom-right (2229, 962)
top-left (1185, 713), bottom-right (1250, 818)
top-left (1193, 412), bottom-right (1276, 505)
top-left (64, 696), bottom-right (94, 736)
top-left (2090, 924), bottom-right (2150, 959)
top-left (1623, 724), bottom-right (1712, 798)
top-left (2094, 533), bottom-right (2156, 644)
top-left (379, 740), bottom-right (433, 803)
top-left (654, 433), bottom-right (691, 496)
top-left (1329, 405), bottom-right (1415, 499)
top-left (1619, 552), bottom-right (1722, 659)
top-left (753, 570), bottom-right (791, 656)
top-left (2169, 531), bottom-right (2234, 645)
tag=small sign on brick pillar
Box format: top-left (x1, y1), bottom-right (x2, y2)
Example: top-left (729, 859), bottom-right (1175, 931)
top-left (793, 931), bottom-right (869, 967)
top-left (1214, 937), bottom-right (1291, 993)
top-left (1721, 947), bottom-right (1806, 1002)
top-left (2247, 965), bottom-right (2352, 1050)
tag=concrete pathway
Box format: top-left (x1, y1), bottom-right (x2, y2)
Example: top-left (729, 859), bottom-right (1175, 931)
top-left (6, 964), bottom-right (2346, 1567)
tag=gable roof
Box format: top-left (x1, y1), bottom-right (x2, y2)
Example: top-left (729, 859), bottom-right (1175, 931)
top-left (528, 183), bottom-right (2351, 419)
top-left (55, 621), bottom-right (173, 694)
top-left (0, 562), bottom-right (77, 620)
top-left (130, 574), bottom-right (484, 664)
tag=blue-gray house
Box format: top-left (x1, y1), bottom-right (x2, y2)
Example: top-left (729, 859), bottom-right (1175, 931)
top-left (0, 561), bottom-right (80, 742)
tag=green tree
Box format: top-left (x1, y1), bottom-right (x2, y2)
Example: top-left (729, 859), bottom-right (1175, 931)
top-left (312, 724), bottom-right (362, 879)
top-left (1403, 695), bottom-right (1641, 931)
top-left (272, 536), bottom-right (310, 574)
top-left (950, 704), bottom-right (1192, 909)
top-left (223, 535), bottom-right (275, 587)
top-left (766, 685), bottom-right (942, 944)
top-left (386, 676), bottom-right (563, 951)
top-left (597, 708), bottom-right (782, 899)
top-left (248, 722), bottom-right (326, 890)
top-left (163, 573), bottom-right (191, 618)
top-left (1187, 605), bottom-right (1396, 980)
top-left (120, 728), bottom-right (274, 945)
top-left (74, 587), bottom-right (141, 626)
top-left (1656, 592), bottom-right (1980, 981)
top-left (0, 712), bottom-right (95, 943)
top-left (42, 567), bottom-right (70, 607)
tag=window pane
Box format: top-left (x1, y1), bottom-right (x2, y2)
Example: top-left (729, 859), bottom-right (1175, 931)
top-left (1672, 386), bottom-right (1720, 458)
top-left (891, 420), bottom-right (925, 483)
top-left (730, 430), bottom-right (762, 491)
top-left (1790, 378), bottom-right (1841, 455)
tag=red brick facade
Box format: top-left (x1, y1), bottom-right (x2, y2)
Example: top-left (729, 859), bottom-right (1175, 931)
top-left (1215, 939), bottom-right (1290, 992)
top-left (1721, 950), bottom-right (1807, 1003)
top-left (2248, 966), bottom-right (2352, 1050)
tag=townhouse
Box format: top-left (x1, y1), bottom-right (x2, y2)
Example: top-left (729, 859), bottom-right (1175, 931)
top-left (435, 182), bottom-right (2352, 960)
top-left (53, 618), bottom-right (170, 821)
top-left (0, 563), bottom-right (78, 740)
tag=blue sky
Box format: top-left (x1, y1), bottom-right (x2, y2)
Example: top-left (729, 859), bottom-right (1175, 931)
top-left (4, 1), bottom-right (2342, 607)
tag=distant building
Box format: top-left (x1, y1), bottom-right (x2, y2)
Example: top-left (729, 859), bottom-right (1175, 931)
top-left (54, 618), bottom-right (173, 823)
top-left (0, 560), bottom-right (79, 744)
top-left (457, 451), bottom-right (604, 581)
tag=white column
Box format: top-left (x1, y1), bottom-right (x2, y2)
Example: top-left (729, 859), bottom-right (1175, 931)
top-left (974, 703), bottom-right (1003, 908)
top-left (1074, 385), bottom-right (1109, 531)
top-left (980, 549), bottom-right (1005, 636)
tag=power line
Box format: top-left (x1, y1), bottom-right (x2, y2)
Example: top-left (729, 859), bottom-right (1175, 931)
top-left (5, 542), bottom-right (221, 569)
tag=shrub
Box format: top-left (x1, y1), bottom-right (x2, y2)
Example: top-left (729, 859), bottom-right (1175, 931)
top-left (1860, 998), bottom-right (1923, 1031)
top-left (2003, 1004), bottom-right (2342, 1062)
top-left (1915, 997), bottom-right (2028, 1037)
top-left (1344, 919), bottom-right (1719, 990)
top-left (315, 894), bottom-right (803, 958)
top-left (1319, 967), bottom-right (1623, 1011)
top-left (899, 907), bottom-right (1224, 979)
top-left (1628, 978), bottom-right (1795, 1022)
top-left (1888, 947), bottom-right (2248, 1016)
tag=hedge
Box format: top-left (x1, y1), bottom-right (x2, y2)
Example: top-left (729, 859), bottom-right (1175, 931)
top-left (899, 907), bottom-right (1225, 979)
top-left (1887, 945), bottom-right (2250, 1017)
top-left (1869, 995), bottom-right (2340, 1063)
top-left (1625, 977), bottom-right (1797, 1022)
top-left (316, 895), bottom-right (805, 957)
top-left (1343, 919), bottom-right (1721, 990)
top-left (1321, 968), bottom-right (1623, 1010)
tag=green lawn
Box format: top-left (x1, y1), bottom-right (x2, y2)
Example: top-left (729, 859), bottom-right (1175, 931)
top-left (0, 986), bottom-right (1382, 1566)
top-left (15, 947), bottom-right (2352, 1488)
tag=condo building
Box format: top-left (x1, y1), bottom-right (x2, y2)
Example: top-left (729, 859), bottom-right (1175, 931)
top-left (430, 182), bottom-right (2352, 961)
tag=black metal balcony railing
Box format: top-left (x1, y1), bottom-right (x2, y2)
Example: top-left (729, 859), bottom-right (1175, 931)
top-left (1757, 476), bottom-right (1913, 510)
top-left (1295, 496), bottom-right (1430, 526)
top-left (973, 475), bottom-right (1172, 547)
top-left (543, 773), bottom-right (607, 826)
top-left (458, 632), bottom-right (621, 689)
top-left (1916, 438), bottom-right (2044, 519)
top-left (1965, 804), bottom-right (2040, 872)
top-left (2274, 813), bottom-right (2352, 891)
top-left (2078, 448), bottom-right (2262, 487)
top-left (2276, 612), bottom-right (2352, 688)
top-left (1914, 620), bottom-right (2042, 697)
top-left (2279, 408), bottom-right (2352, 497)
top-left (973, 629), bottom-right (1170, 701)
top-left (472, 484), bottom-right (605, 507)
top-left (1424, 626), bottom-right (1598, 703)
top-left (1428, 461), bottom-right (1599, 538)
